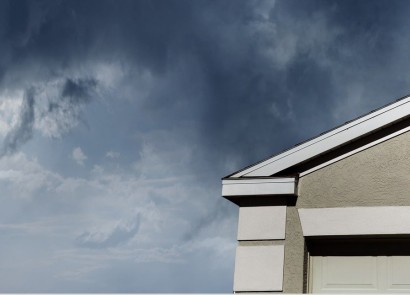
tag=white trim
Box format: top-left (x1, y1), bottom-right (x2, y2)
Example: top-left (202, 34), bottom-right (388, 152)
top-left (300, 126), bottom-right (410, 177)
top-left (231, 96), bottom-right (410, 177)
top-left (222, 177), bottom-right (296, 197)
top-left (237, 206), bottom-right (286, 240)
top-left (298, 207), bottom-right (410, 236)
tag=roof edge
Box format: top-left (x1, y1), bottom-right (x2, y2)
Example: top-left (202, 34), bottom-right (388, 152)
top-left (225, 93), bottom-right (410, 178)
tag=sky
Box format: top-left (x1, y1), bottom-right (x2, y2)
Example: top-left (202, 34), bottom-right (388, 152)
top-left (1, 0), bottom-right (410, 292)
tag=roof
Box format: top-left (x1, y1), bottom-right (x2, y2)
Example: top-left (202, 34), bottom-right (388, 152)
top-left (224, 94), bottom-right (410, 178)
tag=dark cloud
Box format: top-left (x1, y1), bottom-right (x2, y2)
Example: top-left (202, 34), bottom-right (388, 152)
top-left (2, 0), bottom-right (410, 292)
top-left (61, 78), bottom-right (96, 103)
top-left (47, 78), bottom-right (97, 113)
top-left (2, 0), bottom-right (409, 169)
top-left (2, 0), bottom-right (410, 237)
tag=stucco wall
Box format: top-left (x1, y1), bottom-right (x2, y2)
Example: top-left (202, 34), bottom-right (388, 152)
top-left (282, 130), bottom-right (410, 293)
top-left (283, 207), bottom-right (305, 293)
top-left (298, 130), bottom-right (410, 208)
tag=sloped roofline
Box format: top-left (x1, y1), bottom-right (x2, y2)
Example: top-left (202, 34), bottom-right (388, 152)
top-left (226, 94), bottom-right (410, 178)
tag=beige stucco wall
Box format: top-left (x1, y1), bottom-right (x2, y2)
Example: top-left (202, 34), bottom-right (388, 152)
top-left (298, 130), bottom-right (410, 208)
top-left (283, 207), bottom-right (305, 293)
top-left (282, 130), bottom-right (410, 293)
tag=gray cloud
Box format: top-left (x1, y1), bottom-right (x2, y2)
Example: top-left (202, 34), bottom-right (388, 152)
top-left (1, 0), bottom-right (408, 169)
top-left (183, 199), bottom-right (236, 242)
top-left (1, 87), bottom-right (35, 156)
top-left (0, 76), bottom-right (97, 155)
top-left (47, 78), bottom-right (97, 113)
top-left (1, 0), bottom-right (410, 292)
top-left (61, 78), bottom-right (96, 104)
top-left (76, 214), bottom-right (141, 249)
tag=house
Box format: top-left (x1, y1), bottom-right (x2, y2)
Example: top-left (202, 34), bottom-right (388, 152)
top-left (222, 95), bottom-right (410, 293)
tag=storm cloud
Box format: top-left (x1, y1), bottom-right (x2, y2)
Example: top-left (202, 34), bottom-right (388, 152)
top-left (2, 0), bottom-right (409, 165)
top-left (1, 0), bottom-right (410, 292)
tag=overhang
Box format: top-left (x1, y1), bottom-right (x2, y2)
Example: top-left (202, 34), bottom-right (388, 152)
top-left (222, 177), bottom-right (297, 206)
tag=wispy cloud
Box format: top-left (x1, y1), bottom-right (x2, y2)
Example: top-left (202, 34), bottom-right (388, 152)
top-left (72, 147), bottom-right (87, 166)
top-left (105, 151), bottom-right (120, 159)
top-left (0, 77), bottom-right (97, 159)
top-left (76, 214), bottom-right (141, 249)
top-left (35, 77), bottom-right (98, 138)
top-left (0, 88), bottom-right (35, 157)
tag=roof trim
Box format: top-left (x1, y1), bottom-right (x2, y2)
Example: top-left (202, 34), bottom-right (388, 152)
top-left (222, 177), bottom-right (296, 197)
top-left (298, 207), bottom-right (410, 236)
top-left (229, 94), bottom-right (410, 177)
top-left (299, 124), bottom-right (410, 177)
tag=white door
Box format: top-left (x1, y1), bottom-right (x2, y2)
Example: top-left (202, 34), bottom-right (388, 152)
top-left (310, 256), bottom-right (410, 293)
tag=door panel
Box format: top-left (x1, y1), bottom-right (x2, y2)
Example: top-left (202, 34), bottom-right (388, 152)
top-left (310, 256), bottom-right (410, 293)
top-left (386, 256), bottom-right (410, 292)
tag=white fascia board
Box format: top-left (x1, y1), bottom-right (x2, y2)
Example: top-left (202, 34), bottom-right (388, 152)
top-left (299, 207), bottom-right (410, 236)
top-left (232, 97), bottom-right (410, 177)
top-left (222, 177), bottom-right (296, 197)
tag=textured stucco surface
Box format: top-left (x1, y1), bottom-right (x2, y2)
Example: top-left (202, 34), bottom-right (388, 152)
top-left (283, 207), bottom-right (305, 293)
top-left (299, 130), bottom-right (410, 208)
top-left (281, 131), bottom-right (410, 293)
top-left (232, 130), bottom-right (410, 293)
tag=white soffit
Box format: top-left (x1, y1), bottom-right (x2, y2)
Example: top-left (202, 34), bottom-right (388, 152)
top-left (222, 177), bottom-right (296, 197)
top-left (234, 245), bottom-right (284, 292)
top-left (298, 207), bottom-right (410, 236)
top-left (237, 206), bottom-right (286, 240)
top-left (231, 96), bottom-right (410, 177)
